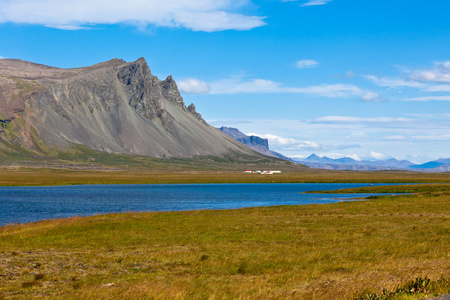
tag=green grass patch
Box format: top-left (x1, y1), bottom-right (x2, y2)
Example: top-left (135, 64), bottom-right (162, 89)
top-left (8, 77), bottom-right (42, 96)
top-left (313, 183), bottom-right (450, 194)
top-left (0, 135), bottom-right (298, 171)
top-left (355, 276), bottom-right (450, 299)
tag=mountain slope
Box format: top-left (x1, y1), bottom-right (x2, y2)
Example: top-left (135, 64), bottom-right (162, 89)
top-left (0, 58), bottom-right (263, 160)
top-left (219, 126), bottom-right (291, 160)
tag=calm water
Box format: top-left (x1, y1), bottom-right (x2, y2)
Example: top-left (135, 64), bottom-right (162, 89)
top-left (0, 183), bottom-right (396, 226)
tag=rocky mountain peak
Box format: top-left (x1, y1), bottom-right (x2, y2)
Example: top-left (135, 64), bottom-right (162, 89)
top-left (135, 57), bottom-right (147, 64)
top-left (307, 154), bottom-right (321, 160)
top-left (0, 57), bottom-right (264, 160)
top-left (161, 75), bottom-right (185, 109)
top-left (187, 103), bottom-right (197, 113)
top-left (117, 58), bottom-right (170, 126)
top-left (83, 58), bottom-right (127, 70)
top-left (187, 103), bottom-right (206, 124)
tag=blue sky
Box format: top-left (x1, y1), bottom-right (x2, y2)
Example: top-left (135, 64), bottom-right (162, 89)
top-left (1, 0), bottom-right (450, 162)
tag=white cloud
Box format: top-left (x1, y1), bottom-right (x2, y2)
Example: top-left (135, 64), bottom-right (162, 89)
top-left (313, 116), bottom-right (413, 124)
top-left (296, 59), bottom-right (319, 69)
top-left (178, 78), bottom-right (210, 94)
top-left (0, 0), bottom-right (265, 32)
top-left (210, 78), bottom-right (282, 94)
top-left (364, 75), bottom-right (424, 88)
top-left (404, 96), bottom-right (450, 102)
top-left (292, 84), bottom-right (363, 97)
top-left (385, 135), bottom-right (407, 140)
top-left (247, 133), bottom-right (320, 150)
top-left (365, 62), bottom-right (450, 101)
top-left (409, 61), bottom-right (450, 83)
top-left (301, 0), bottom-right (333, 7)
top-left (423, 85), bottom-right (450, 92)
top-left (412, 135), bottom-right (450, 141)
top-left (351, 130), bottom-right (368, 138)
top-left (347, 154), bottom-right (361, 161)
top-left (48, 25), bottom-right (90, 30)
top-left (211, 117), bottom-right (450, 163)
top-left (370, 151), bottom-right (386, 160)
top-left (363, 63), bottom-right (450, 104)
top-left (361, 91), bottom-right (381, 102)
top-left (248, 132), bottom-right (360, 152)
top-left (209, 77), bottom-right (364, 97)
top-left (0, 55), bottom-right (5, 59)
top-left (289, 154), bottom-right (308, 159)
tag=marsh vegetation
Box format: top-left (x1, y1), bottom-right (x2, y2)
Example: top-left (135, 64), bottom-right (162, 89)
top-left (0, 181), bottom-right (449, 299)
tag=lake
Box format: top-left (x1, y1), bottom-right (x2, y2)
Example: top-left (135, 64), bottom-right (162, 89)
top-left (0, 183), bottom-right (396, 226)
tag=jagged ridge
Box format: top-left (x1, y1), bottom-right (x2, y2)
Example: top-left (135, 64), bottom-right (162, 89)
top-left (0, 58), bottom-right (262, 159)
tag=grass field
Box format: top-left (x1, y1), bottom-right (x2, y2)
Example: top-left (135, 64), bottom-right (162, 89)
top-left (0, 181), bottom-right (449, 299)
top-left (309, 183), bottom-right (450, 194)
top-left (1, 167), bottom-right (450, 186)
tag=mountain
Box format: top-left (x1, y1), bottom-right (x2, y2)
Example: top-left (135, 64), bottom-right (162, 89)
top-left (219, 126), bottom-right (291, 161)
top-left (293, 154), bottom-right (416, 171)
top-left (409, 160), bottom-right (450, 172)
top-left (294, 154), bottom-right (450, 172)
top-left (369, 158), bottom-right (415, 169)
top-left (0, 58), bottom-right (270, 163)
top-left (436, 158), bottom-right (450, 164)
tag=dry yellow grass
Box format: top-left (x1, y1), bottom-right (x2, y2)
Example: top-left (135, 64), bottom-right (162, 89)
top-left (0, 167), bottom-right (449, 186)
top-left (0, 186), bottom-right (449, 299)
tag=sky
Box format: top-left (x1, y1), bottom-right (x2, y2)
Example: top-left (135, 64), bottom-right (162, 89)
top-left (1, 0), bottom-right (450, 163)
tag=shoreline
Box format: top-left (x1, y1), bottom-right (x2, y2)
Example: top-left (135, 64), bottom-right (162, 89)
top-left (0, 168), bottom-right (449, 187)
top-left (1, 183), bottom-right (398, 227)
top-left (1, 189), bottom-right (448, 299)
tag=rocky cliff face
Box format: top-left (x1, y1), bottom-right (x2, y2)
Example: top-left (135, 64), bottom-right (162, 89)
top-left (219, 126), bottom-right (291, 161)
top-left (0, 58), bottom-right (260, 159)
top-left (220, 126), bottom-right (269, 149)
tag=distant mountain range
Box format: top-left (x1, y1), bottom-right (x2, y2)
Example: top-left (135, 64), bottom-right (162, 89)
top-left (219, 127), bottom-right (291, 161)
top-left (293, 154), bottom-right (450, 172)
top-left (219, 127), bottom-right (450, 172)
